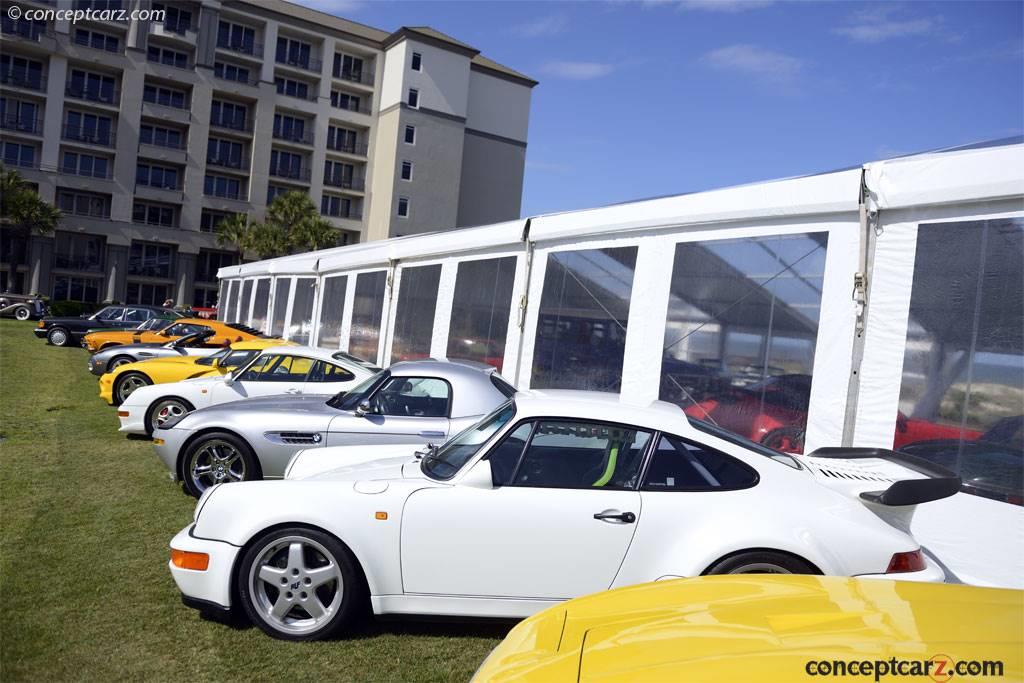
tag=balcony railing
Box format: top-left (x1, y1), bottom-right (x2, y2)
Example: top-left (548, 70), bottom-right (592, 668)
top-left (139, 135), bottom-right (186, 151)
top-left (60, 204), bottom-right (111, 219)
top-left (0, 115), bottom-right (42, 135)
top-left (275, 54), bottom-right (322, 73)
top-left (322, 206), bottom-right (361, 220)
top-left (276, 84), bottom-right (318, 102)
top-left (66, 83), bottom-right (119, 105)
top-left (72, 32), bottom-right (121, 52)
top-left (146, 53), bottom-right (192, 71)
top-left (209, 117), bottom-right (252, 133)
top-left (332, 68), bottom-right (374, 86)
top-left (214, 69), bottom-right (260, 87)
top-left (1, 18), bottom-right (51, 41)
top-left (269, 165), bottom-right (311, 182)
top-left (272, 127), bottom-right (313, 145)
top-left (1, 156), bottom-right (38, 170)
top-left (204, 186), bottom-right (249, 202)
top-left (161, 17), bottom-right (197, 35)
top-left (60, 164), bottom-right (113, 180)
top-left (216, 39), bottom-right (263, 58)
top-left (326, 140), bottom-right (368, 156)
top-left (0, 69), bottom-right (46, 92)
top-left (323, 175), bottom-right (365, 191)
top-left (62, 123), bottom-right (116, 147)
top-left (206, 156), bottom-right (250, 171)
top-left (330, 95), bottom-right (371, 115)
top-left (136, 177), bottom-right (184, 192)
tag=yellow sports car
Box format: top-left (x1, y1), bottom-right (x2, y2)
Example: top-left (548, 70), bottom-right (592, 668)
top-left (99, 338), bottom-right (288, 406)
top-left (473, 575), bottom-right (1022, 683)
top-left (83, 318), bottom-right (262, 352)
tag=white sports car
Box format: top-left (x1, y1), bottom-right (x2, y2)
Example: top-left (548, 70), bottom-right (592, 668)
top-left (169, 390), bottom-right (957, 641)
top-left (117, 346), bottom-right (377, 436)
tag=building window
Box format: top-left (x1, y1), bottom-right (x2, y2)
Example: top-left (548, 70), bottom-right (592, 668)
top-left (53, 232), bottom-right (104, 272)
top-left (323, 160), bottom-right (355, 188)
top-left (195, 249), bottom-right (237, 283)
top-left (397, 196), bottom-right (409, 218)
top-left (2, 141), bottom-right (34, 168)
top-left (0, 54), bottom-right (44, 90)
top-left (333, 53), bottom-right (364, 82)
top-left (327, 126), bottom-right (358, 153)
top-left (270, 150), bottom-right (305, 179)
top-left (204, 174), bottom-right (244, 200)
top-left (61, 151), bottom-right (109, 178)
top-left (1, 98), bottom-right (39, 133)
top-left (67, 69), bottom-right (117, 104)
top-left (267, 185), bottom-right (291, 204)
top-left (400, 160), bottom-right (413, 181)
top-left (276, 36), bottom-right (312, 69)
top-left (128, 242), bottom-right (175, 278)
top-left (407, 88), bottom-right (419, 108)
top-left (210, 100), bottom-right (247, 130)
top-left (139, 124), bottom-right (184, 149)
top-left (132, 201), bottom-right (177, 227)
top-left (404, 125), bottom-right (415, 145)
top-left (56, 189), bottom-right (110, 218)
top-left (52, 276), bottom-right (101, 303)
top-left (153, 2), bottom-right (192, 34)
top-left (216, 20), bottom-right (256, 54)
top-left (273, 114), bottom-right (309, 143)
top-left (213, 61), bottom-right (251, 84)
top-left (135, 163), bottom-right (181, 190)
top-left (143, 83), bottom-right (187, 109)
top-left (200, 210), bottom-right (237, 234)
top-left (207, 137), bottom-right (245, 169)
top-left (194, 286), bottom-right (219, 308)
top-left (330, 90), bottom-right (363, 113)
top-left (411, 52), bottom-right (422, 71)
top-left (146, 45), bottom-right (189, 69)
top-left (274, 77), bottom-right (310, 100)
top-left (73, 28), bottom-right (119, 52)
top-left (64, 111), bottom-right (114, 146)
top-left (321, 194), bottom-right (353, 218)
top-left (126, 282), bottom-right (172, 306)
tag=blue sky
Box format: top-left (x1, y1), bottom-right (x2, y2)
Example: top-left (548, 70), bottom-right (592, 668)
top-left (302, 0), bottom-right (1023, 217)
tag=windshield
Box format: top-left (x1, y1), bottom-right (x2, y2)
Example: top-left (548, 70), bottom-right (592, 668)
top-left (329, 370), bottom-right (389, 410)
top-left (195, 346), bottom-right (231, 366)
top-left (687, 416), bottom-right (802, 469)
top-left (421, 401), bottom-right (516, 481)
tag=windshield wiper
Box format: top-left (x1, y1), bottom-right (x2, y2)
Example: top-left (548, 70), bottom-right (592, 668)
top-left (415, 442), bottom-right (439, 461)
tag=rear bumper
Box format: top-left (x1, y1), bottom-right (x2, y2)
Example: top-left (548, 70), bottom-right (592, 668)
top-left (170, 525), bottom-right (240, 610)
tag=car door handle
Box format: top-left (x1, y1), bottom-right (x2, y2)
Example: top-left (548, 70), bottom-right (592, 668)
top-left (593, 510), bottom-right (636, 524)
top-left (418, 430), bottom-right (445, 438)
top-left (285, 388), bottom-right (301, 394)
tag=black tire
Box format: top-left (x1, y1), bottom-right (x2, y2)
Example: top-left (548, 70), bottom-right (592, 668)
top-left (237, 526), bottom-right (366, 641)
top-left (179, 430), bottom-right (260, 498)
top-left (145, 396), bottom-right (195, 437)
top-left (112, 371), bottom-right (152, 407)
top-left (108, 355), bottom-right (135, 371)
top-left (46, 326), bottom-right (72, 347)
top-left (14, 305), bottom-right (30, 321)
top-left (705, 550), bottom-right (818, 575)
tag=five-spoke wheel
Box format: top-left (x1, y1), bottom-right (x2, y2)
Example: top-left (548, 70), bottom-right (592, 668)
top-left (147, 397), bottom-right (193, 435)
top-left (238, 527), bottom-right (364, 641)
top-left (114, 372), bottom-right (151, 406)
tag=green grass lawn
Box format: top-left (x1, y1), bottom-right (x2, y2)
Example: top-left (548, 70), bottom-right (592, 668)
top-left (0, 319), bottom-right (504, 681)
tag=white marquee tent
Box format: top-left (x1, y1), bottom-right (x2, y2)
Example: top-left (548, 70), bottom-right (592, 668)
top-left (218, 140), bottom-right (1024, 588)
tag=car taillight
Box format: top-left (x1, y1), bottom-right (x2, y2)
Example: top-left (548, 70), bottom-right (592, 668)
top-left (886, 549), bottom-right (926, 573)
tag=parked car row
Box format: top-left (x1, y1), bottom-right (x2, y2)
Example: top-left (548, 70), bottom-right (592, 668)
top-left (31, 313), bottom-right (990, 663)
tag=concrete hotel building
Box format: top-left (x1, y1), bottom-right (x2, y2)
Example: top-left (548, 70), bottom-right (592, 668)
top-left (0, 0), bottom-right (536, 307)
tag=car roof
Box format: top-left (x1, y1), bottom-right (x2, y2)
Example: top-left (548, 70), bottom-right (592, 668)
top-left (230, 338), bottom-right (290, 350)
top-left (389, 358), bottom-right (499, 381)
top-left (258, 345), bottom-right (358, 361)
top-left (511, 389), bottom-right (695, 435)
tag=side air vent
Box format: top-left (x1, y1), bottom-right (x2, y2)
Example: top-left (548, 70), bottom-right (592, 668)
top-left (265, 432), bottom-right (323, 445)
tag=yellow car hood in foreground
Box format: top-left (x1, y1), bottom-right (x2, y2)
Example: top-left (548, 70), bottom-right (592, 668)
top-left (474, 576), bottom-right (1022, 683)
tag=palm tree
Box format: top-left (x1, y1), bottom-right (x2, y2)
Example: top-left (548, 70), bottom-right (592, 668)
top-left (289, 214), bottom-right (339, 252)
top-left (214, 213), bottom-right (253, 261)
top-left (0, 167), bottom-right (61, 293)
top-left (248, 222), bottom-right (290, 259)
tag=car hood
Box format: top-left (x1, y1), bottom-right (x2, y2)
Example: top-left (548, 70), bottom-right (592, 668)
top-left (42, 316), bottom-right (95, 325)
top-left (196, 393), bottom-right (340, 414)
top-left (94, 341), bottom-right (167, 356)
top-left (298, 455), bottom-right (422, 483)
top-left (476, 576), bottom-right (1023, 682)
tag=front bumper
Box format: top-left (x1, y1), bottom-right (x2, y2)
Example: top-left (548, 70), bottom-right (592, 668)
top-left (90, 356), bottom-right (108, 376)
top-left (116, 404), bottom-right (149, 434)
top-left (152, 427), bottom-right (195, 480)
top-left (99, 375), bottom-right (115, 404)
top-left (169, 524), bottom-right (240, 611)
top-left (855, 553), bottom-right (946, 583)
top-left (33, 328), bottom-right (48, 339)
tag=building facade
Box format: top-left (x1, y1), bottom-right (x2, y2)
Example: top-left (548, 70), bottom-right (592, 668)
top-left (0, 0), bottom-right (535, 306)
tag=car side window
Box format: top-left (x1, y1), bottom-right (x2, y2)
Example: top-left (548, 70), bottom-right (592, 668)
top-left (488, 422), bottom-right (533, 486)
top-left (509, 420), bottom-right (652, 490)
top-left (251, 355), bottom-right (314, 382)
top-left (123, 308), bottom-right (148, 323)
top-left (641, 434), bottom-right (758, 491)
top-left (371, 377), bottom-right (450, 417)
top-left (307, 361), bottom-right (355, 383)
top-left (222, 350), bottom-right (258, 368)
top-left (96, 307), bottom-right (124, 321)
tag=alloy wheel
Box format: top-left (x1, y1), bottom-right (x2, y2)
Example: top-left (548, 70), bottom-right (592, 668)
top-left (150, 399), bottom-right (189, 432)
top-left (728, 562), bottom-right (793, 574)
top-left (48, 329), bottom-right (67, 346)
top-left (116, 374), bottom-right (149, 403)
top-left (188, 439), bottom-right (248, 492)
top-left (247, 536), bottom-right (344, 637)
top-left (110, 357), bottom-right (133, 370)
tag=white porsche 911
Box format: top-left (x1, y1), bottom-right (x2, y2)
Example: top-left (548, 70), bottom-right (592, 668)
top-left (169, 390), bottom-right (957, 641)
top-left (117, 346), bottom-right (377, 436)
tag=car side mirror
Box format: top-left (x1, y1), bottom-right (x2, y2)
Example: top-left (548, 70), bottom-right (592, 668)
top-left (354, 400), bottom-right (372, 417)
top-left (460, 459), bottom-right (494, 489)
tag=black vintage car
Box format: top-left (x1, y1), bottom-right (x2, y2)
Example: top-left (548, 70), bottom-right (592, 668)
top-left (0, 292), bottom-right (48, 321)
top-left (33, 304), bottom-right (181, 347)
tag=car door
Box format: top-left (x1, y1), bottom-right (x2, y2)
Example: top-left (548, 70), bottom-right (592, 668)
top-left (400, 419), bottom-right (651, 599)
top-left (209, 353), bottom-right (314, 402)
top-left (93, 306), bottom-right (125, 328)
top-left (304, 360), bottom-right (360, 395)
top-left (325, 375), bottom-right (451, 447)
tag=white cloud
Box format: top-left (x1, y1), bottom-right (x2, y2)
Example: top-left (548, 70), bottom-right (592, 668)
top-left (512, 15), bottom-right (569, 38)
top-left (539, 61), bottom-right (615, 80)
top-left (702, 44), bottom-right (802, 87)
top-left (832, 5), bottom-right (956, 43)
top-left (292, 0), bottom-right (365, 15)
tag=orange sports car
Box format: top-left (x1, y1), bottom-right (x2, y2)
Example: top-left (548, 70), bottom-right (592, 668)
top-left (83, 318), bottom-right (263, 353)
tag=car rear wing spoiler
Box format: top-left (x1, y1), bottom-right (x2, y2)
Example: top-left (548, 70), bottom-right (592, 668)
top-left (807, 447), bottom-right (961, 506)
